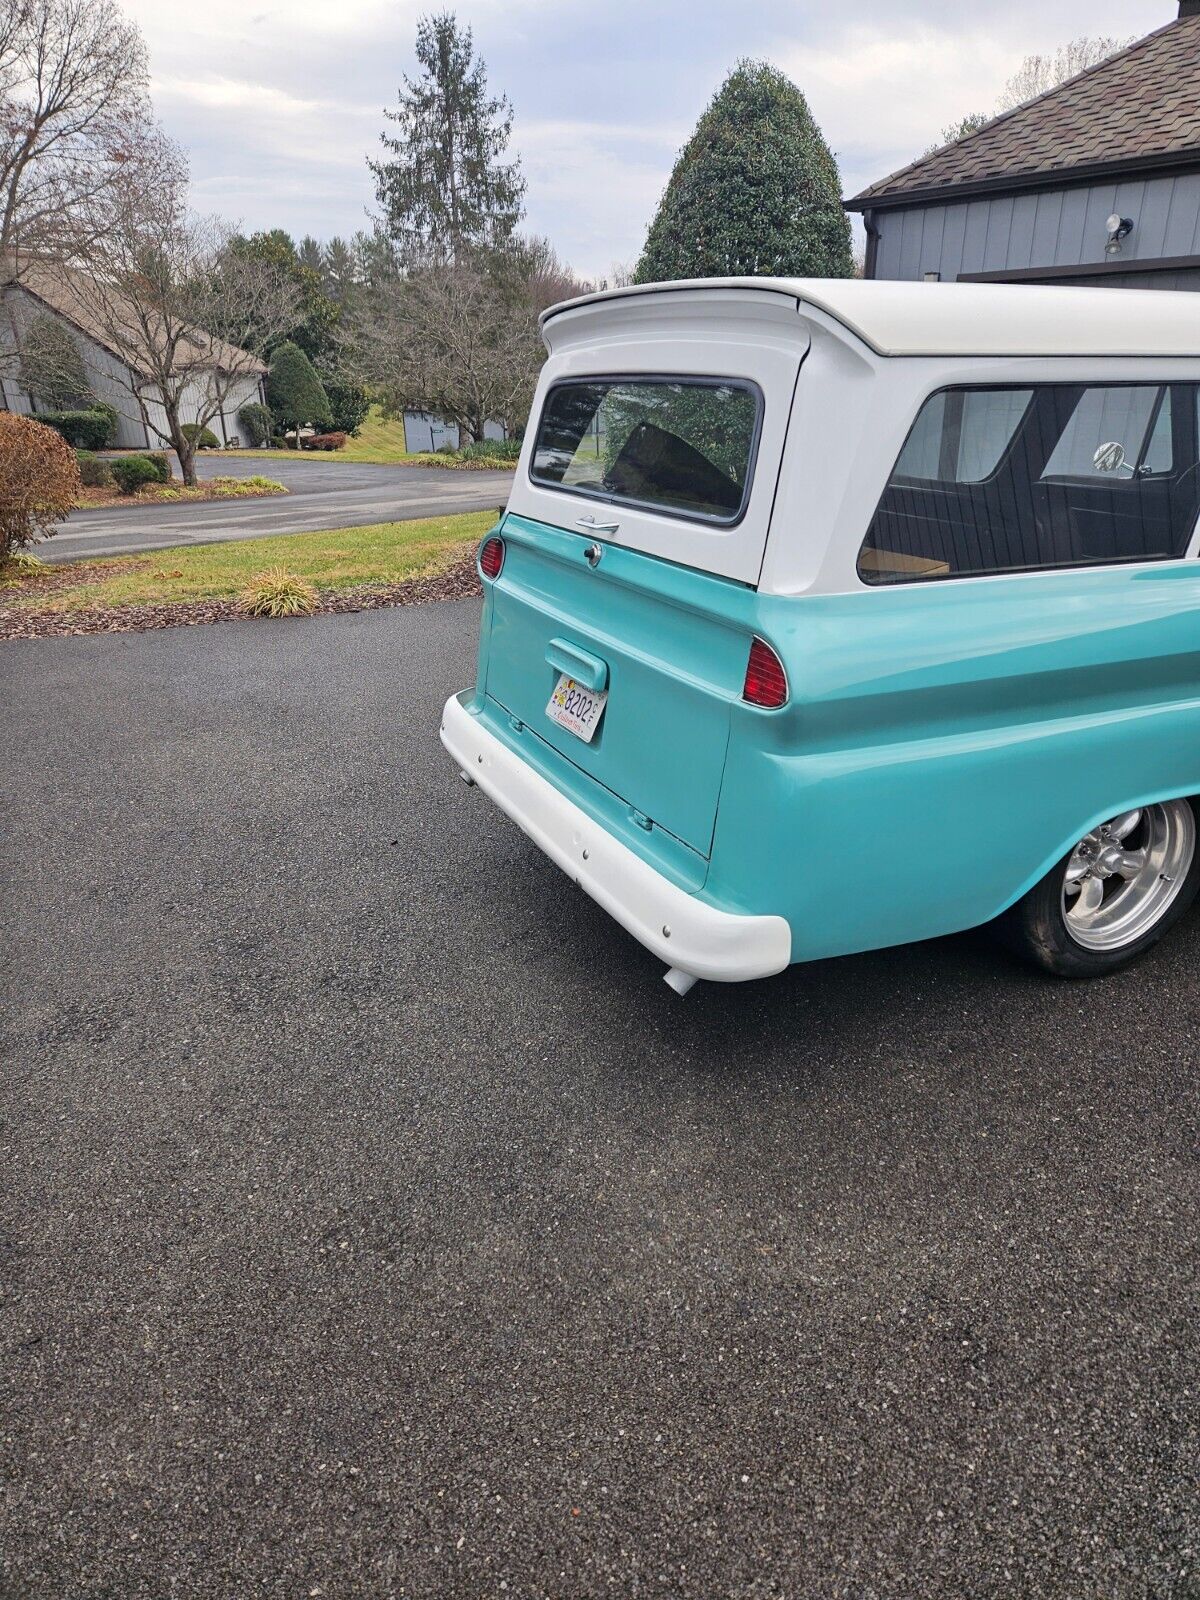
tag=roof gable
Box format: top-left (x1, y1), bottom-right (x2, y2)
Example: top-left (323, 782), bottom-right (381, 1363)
top-left (4, 259), bottom-right (267, 377)
top-left (848, 16), bottom-right (1200, 209)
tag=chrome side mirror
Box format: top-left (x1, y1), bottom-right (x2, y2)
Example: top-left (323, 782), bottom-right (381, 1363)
top-left (1093, 441), bottom-right (1128, 474)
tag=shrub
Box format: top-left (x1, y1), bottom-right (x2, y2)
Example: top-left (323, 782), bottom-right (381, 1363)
top-left (37, 409), bottom-right (111, 450)
top-left (239, 567), bottom-right (318, 617)
top-left (267, 341), bottom-right (332, 443)
top-left (437, 441), bottom-right (458, 455)
top-left (459, 437), bottom-right (520, 461)
top-left (0, 413), bottom-right (80, 557)
top-left (76, 450), bottom-right (114, 488)
top-left (302, 431), bottom-right (347, 451)
top-left (89, 400), bottom-right (119, 446)
top-left (1, 549), bottom-right (49, 582)
top-left (269, 435), bottom-right (287, 448)
top-left (180, 423), bottom-right (220, 450)
top-left (110, 455), bottom-right (163, 495)
top-left (209, 476), bottom-right (285, 498)
top-left (237, 402), bottom-right (273, 447)
top-left (144, 452), bottom-right (172, 483)
top-left (323, 379), bottom-right (370, 437)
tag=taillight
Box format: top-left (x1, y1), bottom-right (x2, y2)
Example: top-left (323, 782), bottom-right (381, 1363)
top-left (742, 636), bottom-right (788, 709)
top-left (479, 535), bottom-right (505, 580)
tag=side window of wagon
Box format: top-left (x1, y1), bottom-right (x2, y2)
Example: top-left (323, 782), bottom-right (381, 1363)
top-left (529, 378), bottom-right (762, 525)
top-left (859, 383), bottom-right (1200, 585)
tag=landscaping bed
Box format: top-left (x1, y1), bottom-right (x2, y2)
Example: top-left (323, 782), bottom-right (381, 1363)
top-left (0, 510), bottom-right (494, 641)
top-left (77, 475), bottom-right (287, 508)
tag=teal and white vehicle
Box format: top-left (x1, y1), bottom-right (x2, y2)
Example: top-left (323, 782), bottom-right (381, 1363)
top-left (441, 278), bottom-right (1200, 993)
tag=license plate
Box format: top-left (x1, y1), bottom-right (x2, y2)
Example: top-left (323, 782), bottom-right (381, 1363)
top-left (545, 673), bottom-right (607, 742)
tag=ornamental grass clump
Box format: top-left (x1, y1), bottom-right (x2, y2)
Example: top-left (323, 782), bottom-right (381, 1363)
top-left (0, 413), bottom-right (80, 560)
top-left (239, 567), bottom-right (318, 618)
top-left (0, 549), bottom-right (49, 583)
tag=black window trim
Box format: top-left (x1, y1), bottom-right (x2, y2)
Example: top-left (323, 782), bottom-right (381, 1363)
top-left (859, 378), bottom-right (1200, 587)
top-left (528, 372), bottom-right (766, 530)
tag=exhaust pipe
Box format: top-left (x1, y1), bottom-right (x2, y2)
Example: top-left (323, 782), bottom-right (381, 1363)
top-left (663, 967), bottom-right (698, 997)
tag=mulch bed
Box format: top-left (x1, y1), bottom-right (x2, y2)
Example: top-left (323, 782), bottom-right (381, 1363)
top-left (0, 552), bottom-right (483, 642)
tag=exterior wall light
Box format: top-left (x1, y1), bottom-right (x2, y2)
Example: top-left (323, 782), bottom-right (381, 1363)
top-left (1105, 214), bottom-right (1134, 255)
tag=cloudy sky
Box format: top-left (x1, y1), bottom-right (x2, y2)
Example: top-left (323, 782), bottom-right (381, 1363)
top-left (120, 0), bottom-right (1176, 280)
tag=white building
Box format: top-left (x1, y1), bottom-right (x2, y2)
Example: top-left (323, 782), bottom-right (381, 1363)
top-left (0, 262), bottom-right (267, 448)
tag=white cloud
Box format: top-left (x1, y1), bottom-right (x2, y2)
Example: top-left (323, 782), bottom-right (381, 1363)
top-left (516, 117), bottom-right (682, 279)
top-left (778, 22), bottom-right (1013, 186)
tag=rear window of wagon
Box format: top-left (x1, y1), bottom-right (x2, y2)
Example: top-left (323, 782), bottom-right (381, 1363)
top-left (529, 376), bottom-right (763, 526)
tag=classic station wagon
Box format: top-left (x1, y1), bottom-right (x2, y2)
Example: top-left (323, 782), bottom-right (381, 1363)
top-left (441, 278), bottom-right (1200, 993)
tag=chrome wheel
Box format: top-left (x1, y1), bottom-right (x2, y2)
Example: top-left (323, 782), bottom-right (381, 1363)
top-left (1061, 802), bottom-right (1196, 952)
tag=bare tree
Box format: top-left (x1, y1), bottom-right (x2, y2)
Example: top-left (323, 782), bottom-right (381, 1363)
top-left (0, 0), bottom-right (161, 278)
top-left (358, 238), bottom-right (587, 445)
top-left (76, 170), bottom-right (300, 485)
top-left (357, 256), bottom-right (532, 444)
top-left (996, 36), bottom-right (1136, 112)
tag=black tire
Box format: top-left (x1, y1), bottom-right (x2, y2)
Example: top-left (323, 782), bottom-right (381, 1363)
top-left (997, 798), bottom-right (1200, 978)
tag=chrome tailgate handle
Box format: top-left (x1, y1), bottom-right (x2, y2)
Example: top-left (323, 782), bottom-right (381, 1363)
top-left (576, 514), bottom-right (619, 534)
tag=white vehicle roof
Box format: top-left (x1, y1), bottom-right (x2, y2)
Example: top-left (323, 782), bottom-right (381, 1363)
top-left (542, 276), bottom-right (1200, 360)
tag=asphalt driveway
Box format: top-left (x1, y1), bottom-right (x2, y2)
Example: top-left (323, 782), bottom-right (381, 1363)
top-left (3, 600), bottom-right (1199, 1598)
top-left (52, 453), bottom-right (513, 562)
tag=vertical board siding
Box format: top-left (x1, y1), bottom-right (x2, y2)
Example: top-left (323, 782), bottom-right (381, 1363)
top-left (871, 171), bottom-right (1200, 284)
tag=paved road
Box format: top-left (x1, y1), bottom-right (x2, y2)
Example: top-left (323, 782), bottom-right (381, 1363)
top-left (4, 601), bottom-right (1199, 1597)
top-left (51, 453), bottom-right (513, 562)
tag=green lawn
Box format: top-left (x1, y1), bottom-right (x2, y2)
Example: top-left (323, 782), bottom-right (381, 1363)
top-left (212, 406), bottom-right (420, 465)
top-left (12, 511), bottom-right (496, 615)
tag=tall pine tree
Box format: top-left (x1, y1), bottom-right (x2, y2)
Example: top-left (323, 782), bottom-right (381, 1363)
top-left (635, 62), bottom-right (853, 283)
top-left (370, 13), bottom-right (525, 264)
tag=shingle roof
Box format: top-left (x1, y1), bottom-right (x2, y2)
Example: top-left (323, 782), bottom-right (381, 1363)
top-left (847, 15), bottom-right (1200, 209)
top-left (7, 258), bottom-right (267, 377)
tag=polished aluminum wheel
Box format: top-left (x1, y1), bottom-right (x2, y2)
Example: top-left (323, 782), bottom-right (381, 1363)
top-left (1061, 802), bottom-right (1195, 952)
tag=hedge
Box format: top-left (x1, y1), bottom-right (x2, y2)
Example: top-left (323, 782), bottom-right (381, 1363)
top-left (37, 409), bottom-right (111, 450)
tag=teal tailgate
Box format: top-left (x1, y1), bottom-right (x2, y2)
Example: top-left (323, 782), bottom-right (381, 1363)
top-left (481, 514), bottom-right (754, 858)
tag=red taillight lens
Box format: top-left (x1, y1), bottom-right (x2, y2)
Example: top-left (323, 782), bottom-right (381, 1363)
top-left (742, 636), bottom-right (788, 709)
top-left (479, 535), bottom-right (505, 580)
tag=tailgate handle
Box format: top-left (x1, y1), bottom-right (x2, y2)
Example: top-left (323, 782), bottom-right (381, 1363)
top-left (546, 638), bottom-right (608, 692)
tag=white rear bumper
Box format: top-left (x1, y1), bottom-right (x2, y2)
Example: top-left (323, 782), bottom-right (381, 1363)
top-left (440, 692), bottom-right (792, 985)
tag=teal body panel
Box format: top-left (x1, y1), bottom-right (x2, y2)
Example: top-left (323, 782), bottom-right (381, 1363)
top-left (471, 515), bottom-right (1200, 966)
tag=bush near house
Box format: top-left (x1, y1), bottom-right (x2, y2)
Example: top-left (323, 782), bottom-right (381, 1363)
top-left (302, 432), bottom-right (347, 451)
top-left (237, 402), bottom-right (273, 447)
top-left (180, 423), bottom-right (220, 450)
top-left (0, 414), bottom-right (80, 560)
top-left (110, 456), bottom-right (165, 495)
top-left (90, 401), bottom-right (119, 446)
top-left (267, 340), bottom-right (332, 446)
top-left (37, 409), bottom-right (112, 450)
top-left (76, 451), bottom-right (114, 488)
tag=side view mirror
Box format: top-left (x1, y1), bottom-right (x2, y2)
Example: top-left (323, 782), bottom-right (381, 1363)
top-left (1094, 440), bottom-right (1130, 475)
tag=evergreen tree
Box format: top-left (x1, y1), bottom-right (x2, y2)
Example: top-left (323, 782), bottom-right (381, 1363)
top-left (297, 234), bottom-right (323, 274)
top-left (322, 237), bottom-right (359, 303)
top-left (370, 12), bottom-right (525, 263)
top-left (267, 341), bottom-right (332, 446)
top-left (634, 61), bottom-right (853, 284)
top-left (19, 314), bottom-right (90, 408)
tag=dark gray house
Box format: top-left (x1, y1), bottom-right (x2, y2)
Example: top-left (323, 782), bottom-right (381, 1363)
top-left (846, 3), bottom-right (1200, 291)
